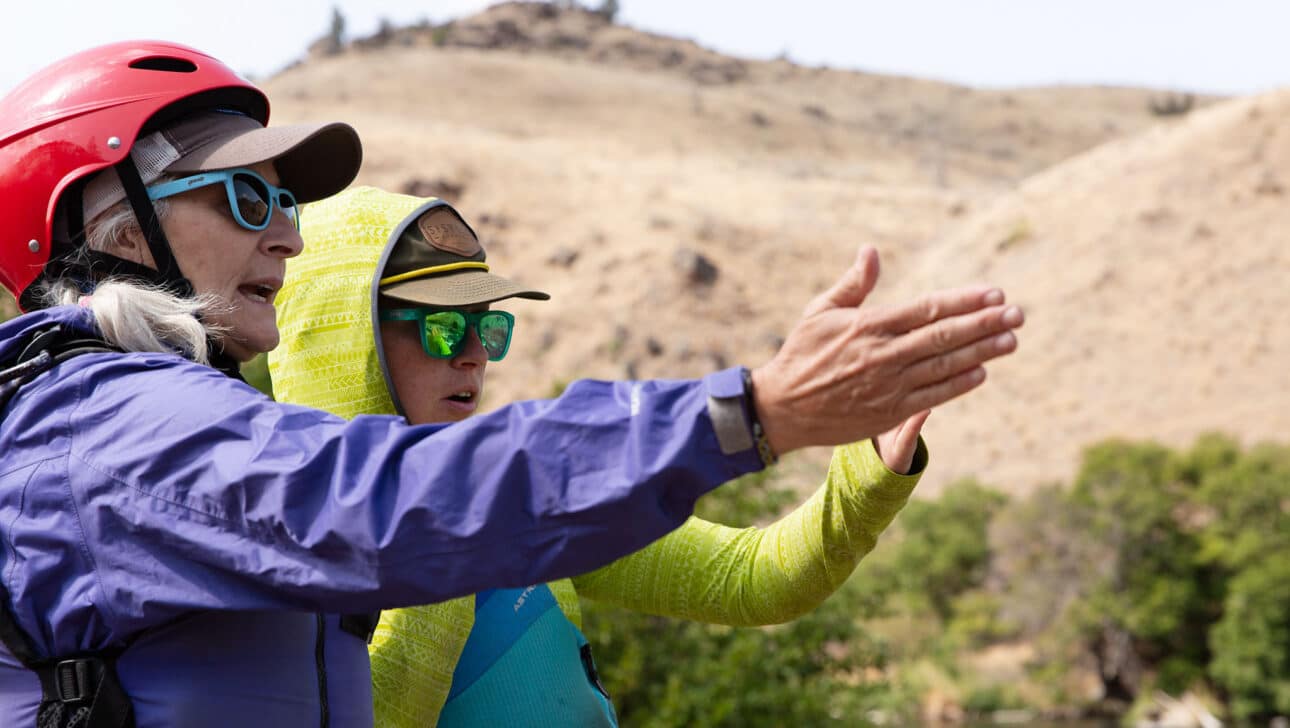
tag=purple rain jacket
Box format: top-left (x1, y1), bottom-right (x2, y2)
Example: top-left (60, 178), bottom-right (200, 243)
top-left (0, 305), bottom-right (764, 727)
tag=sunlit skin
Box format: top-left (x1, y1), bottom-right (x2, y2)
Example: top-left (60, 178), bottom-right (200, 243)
top-left (380, 302), bottom-right (927, 472)
top-left (381, 303), bottom-right (491, 425)
top-left (112, 161), bottom-right (303, 362)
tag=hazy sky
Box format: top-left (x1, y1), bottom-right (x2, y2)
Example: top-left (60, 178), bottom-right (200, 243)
top-left (4, 1), bottom-right (1288, 96)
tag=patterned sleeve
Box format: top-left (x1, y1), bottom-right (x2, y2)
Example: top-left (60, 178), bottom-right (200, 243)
top-left (369, 599), bottom-right (473, 728)
top-left (571, 438), bottom-right (926, 626)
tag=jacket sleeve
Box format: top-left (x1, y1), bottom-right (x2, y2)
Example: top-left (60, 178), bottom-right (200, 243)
top-left (570, 438), bottom-right (926, 625)
top-left (47, 353), bottom-right (762, 634)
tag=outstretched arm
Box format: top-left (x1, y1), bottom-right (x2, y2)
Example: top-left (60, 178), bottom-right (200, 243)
top-left (572, 435), bottom-right (925, 626)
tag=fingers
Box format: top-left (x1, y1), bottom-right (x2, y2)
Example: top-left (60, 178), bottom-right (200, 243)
top-left (884, 302), bottom-right (1023, 366)
top-left (872, 286), bottom-right (1006, 335)
top-left (801, 247), bottom-right (880, 317)
top-left (901, 409), bottom-right (932, 442)
top-left (894, 409), bottom-right (931, 472)
top-left (893, 409), bottom-right (931, 455)
top-left (904, 366), bottom-right (988, 413)
top-left (874, 409), bottom-right (930, 474)
top-left (754, 273), bottom-right (1021, 454)
top-left (901, 327), bottom-right (1019, 390)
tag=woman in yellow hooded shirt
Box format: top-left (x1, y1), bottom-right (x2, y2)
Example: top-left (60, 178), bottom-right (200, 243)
top-left (269, 188), bottom-right (932, 726)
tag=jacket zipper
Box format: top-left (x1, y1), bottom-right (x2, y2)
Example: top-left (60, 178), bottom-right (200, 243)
top-left (315, 612), bottom-right (329, 728)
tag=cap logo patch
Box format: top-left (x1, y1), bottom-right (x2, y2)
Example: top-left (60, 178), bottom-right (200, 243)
top-left (418, 211), bottom-right (481, 257)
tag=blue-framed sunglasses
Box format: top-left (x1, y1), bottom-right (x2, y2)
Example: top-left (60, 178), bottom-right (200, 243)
top-left (379, 308), bottom-right (516, 362)
top-left (147, 168), bottom-right (300, 231)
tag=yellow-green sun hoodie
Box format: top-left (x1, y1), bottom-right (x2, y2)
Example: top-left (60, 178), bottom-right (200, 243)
top-left (269, 186), bottom-right (927, 727)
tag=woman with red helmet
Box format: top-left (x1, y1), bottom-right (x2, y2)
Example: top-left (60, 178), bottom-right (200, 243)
top-left (0, 41), bottom-right (1023, 728)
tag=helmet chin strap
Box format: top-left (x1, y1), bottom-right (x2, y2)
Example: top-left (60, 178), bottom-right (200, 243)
top-left (112, 158), bottom-right (195, 299)
top-left (113, 159), bottom-right (245, 380)
top-left (53, 159), bottom-right (243, 379)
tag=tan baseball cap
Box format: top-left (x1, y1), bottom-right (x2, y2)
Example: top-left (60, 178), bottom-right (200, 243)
top-left (379, 204), bottom-right (550, 307)
top-left (82, 109), bottom-right (361, 221)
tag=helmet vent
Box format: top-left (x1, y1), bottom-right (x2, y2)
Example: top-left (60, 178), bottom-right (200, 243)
top-left (128, 56), bottom-right (198, 73)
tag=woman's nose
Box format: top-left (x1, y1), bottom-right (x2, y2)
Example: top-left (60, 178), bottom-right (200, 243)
top-left (451, 329), bottom-right (489, 368)
top-left (263, 212), bottom-right (305, 258)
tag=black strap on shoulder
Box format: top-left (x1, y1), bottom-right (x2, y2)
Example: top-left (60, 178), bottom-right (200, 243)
top-left (339, 612), bottom-right (382, 644)
top-left (0, 325), bottom-right (120, 413)
top-left (0, 325), bottom-right (134, 727)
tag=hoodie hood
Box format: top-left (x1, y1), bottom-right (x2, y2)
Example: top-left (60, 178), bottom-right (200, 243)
top-left (270, 187), bottom-right (456, 419)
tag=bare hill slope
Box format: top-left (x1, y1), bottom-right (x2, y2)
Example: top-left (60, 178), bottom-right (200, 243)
top-left (3, 4), bottom-right (1245, 497)
top-left (265, 5), bottom-right (1257, 495)
top-left (890, 89), bottom-right (1290, 493)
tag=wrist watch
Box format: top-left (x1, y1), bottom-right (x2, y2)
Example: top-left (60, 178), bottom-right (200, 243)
top-left (707, 367), bottom-right (778, 467)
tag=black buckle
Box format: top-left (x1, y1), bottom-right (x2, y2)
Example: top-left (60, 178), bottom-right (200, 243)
top-left (53, 658), bottom-right (97, 703)
top-left (339, 612), bottom-right (381, 644)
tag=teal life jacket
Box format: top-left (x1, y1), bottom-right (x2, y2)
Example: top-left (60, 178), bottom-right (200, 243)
top-left (438, 585), bottom-right (618, 727)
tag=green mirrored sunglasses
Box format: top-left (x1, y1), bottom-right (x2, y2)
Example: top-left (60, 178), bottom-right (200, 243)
top-left (379, 308), bottom-right (515, 361)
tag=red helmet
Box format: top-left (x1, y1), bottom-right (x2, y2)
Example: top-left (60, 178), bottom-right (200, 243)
top-left (0, 41), bottom-right (270, 307)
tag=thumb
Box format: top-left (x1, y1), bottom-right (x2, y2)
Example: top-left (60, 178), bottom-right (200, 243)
top-left (803, 246), bottom-right (880, 317)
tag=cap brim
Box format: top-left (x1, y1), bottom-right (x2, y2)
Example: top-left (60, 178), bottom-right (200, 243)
top-left (166, 122), bottom-right (362, 203)
top-left (382, 270), bottom-right (550, 307)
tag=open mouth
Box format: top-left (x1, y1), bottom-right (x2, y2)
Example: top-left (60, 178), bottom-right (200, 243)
top-left (239, 283), bottom-right (277, 304)
top-left (446, 391), bottom-right (475, 403)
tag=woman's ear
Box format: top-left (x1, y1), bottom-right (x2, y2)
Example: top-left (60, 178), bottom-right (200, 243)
top-left (103, 223), bottom-right (153, 266)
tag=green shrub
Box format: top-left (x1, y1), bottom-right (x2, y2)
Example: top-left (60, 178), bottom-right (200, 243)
top-left (859, 479), bottom-right (1006, 623)
top-left (588, 432), bottom-right (1290, 722)
top-left (593, 0), bottom-right (620, 22)
top-left (1208, 558), bottom-right (1290, 720)
top-left (1004, 436), bottom-right (1290, 718)
top-left (946, 591), bottom-right (1019, 648)
top-left (1197, 439), bottom-right (1290, 721)
top-left (585, 594), bottom-right (889, 727)
top-left (962, 682), bottom-right (1023, 713)
top-left (583, 467), bottom-right (896, 726)
top-left (1066, 440), bottom-right (1217, 690)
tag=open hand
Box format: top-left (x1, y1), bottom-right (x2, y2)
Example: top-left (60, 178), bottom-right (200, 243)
top-left (751, 247), bottom-right (1022, 455)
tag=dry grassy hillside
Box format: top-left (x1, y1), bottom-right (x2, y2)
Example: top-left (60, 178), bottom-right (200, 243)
top-left (883, 89), bottom-right (1290, 494)
top-left (260, 3), bottom-right (1229, 494)
top-left (291, 2), bottom-right (1181, 189)
top-left (3, 4), bottom-right (1243, 498)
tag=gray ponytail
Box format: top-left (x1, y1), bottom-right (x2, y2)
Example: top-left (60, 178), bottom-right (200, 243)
top-left (37, 186), bottom-right (226, 364)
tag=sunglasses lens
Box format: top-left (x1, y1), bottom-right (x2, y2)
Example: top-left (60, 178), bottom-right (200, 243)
top-left (277, 191), bottom-right (300, 230)
top-left (478, 313), bottom-right (513, 361)
top-left (231, 174), bottom-right (271, 228)
top-left (422, 311), bottom-right (467, 358)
